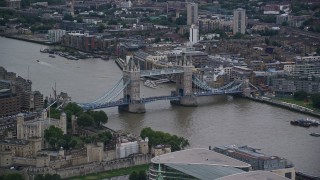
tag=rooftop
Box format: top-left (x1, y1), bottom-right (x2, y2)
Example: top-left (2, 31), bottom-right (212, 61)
top-left (216, 171), bottom-right (290, 180)
top-left (0, 138), bottom-right (29, 145)
top-left (166, 164), bottom-right (244, 180)
top-left (215, 145), bottom-right (281, 160)
top-left (151, 148), bottom-right (251, 168)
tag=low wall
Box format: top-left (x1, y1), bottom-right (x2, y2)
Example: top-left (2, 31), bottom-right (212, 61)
top-left (24, 153), bottom-right (151, 180)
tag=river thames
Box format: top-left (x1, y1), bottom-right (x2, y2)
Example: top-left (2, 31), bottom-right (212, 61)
top-left (0, 37), bottom-right (319, 176)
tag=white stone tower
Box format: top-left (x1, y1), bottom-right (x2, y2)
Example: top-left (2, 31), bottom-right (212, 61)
top-left (16, 113), bottom-right (24, 139)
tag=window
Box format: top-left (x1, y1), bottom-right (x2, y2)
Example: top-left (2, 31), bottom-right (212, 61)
top-left (285, 172), bottom-right (292, 179)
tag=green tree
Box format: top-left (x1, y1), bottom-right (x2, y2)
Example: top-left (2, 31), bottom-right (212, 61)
top-left (265, 38), bottom-right (270, 45)
top-left (75, 17), bottom-right (83, 23)
top-left (311, 93), bottom-right (320, 109)
top-left (3, 173), bottom-right (24, 180)
top-left (63, 14), bottom-right (74, 21)
top-left (294, 91), bottom-right (308, 100)
top-left (316, 47), bottom-right (320, 56)
top-left (44, 126), bottom-right (64, 149)
top-left (154, 37), bottom-right (161, 43)
top-left (233, 32), bottom-right (244, 39)
top-left (34, 174), bottom-right (44, 180)
top-left (97, 131), bottom-right (113, 144)
top-left (77, 113), bottom-right (94, 127)
top-left (64, 102), bottom-right (83, 116)
top-left (138, 170), bottom-right (147, 180)
top-left (98, 23), bottom-right (106, 33)
top-left (35, 174), bottom-right (61, 180)
top-left (175, 16), bottom-right (186, 25)
top-left (140, 127), bottom-right (189, 152)
top-left (129, 171), bottom-right (139, 180)
top-left (49, 107), bottom-right (60, 119)
top-left (90, 110), bottom-right (108, 127)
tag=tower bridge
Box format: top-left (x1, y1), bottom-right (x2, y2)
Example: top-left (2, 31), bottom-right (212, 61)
top-left (77, 54), bottom-right (250, 113)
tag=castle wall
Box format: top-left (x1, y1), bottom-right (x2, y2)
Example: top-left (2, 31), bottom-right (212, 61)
top-left (20, 154), bottom-right (151, 179)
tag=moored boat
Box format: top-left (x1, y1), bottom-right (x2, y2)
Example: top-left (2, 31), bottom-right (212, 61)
top-left (290, 118), bottom-right (320, 128)
top-left (310, 133), bottom-right (320, 137)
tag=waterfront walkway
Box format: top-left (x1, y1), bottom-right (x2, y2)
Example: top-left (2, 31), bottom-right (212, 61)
top-left (247, 96), bottom-right (320, 118)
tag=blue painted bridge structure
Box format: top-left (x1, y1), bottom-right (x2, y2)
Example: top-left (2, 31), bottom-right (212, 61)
top-left (78, 57), bottom-right (248, 113)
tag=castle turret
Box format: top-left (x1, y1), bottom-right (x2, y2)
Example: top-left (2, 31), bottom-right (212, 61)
top-left (41, 109), bottom-right (47, 120)
top-left (60, 112), bottom-right (67, 134)
top-left (16, 113), bottom-right (24, 139)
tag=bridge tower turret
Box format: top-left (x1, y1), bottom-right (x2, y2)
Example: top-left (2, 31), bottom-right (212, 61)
top-left (173, 53), bottom-right (198, 106)
top-left (119, 57), bottom-right (146, 113)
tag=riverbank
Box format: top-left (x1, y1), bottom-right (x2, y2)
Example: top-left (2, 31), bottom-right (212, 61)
top-left (246, 96), bottom-right (320, 118)
top-left (0, 33), bottom-right (59, 45)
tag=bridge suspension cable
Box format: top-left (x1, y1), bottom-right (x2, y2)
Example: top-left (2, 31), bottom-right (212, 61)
top-left (89, 78), bottom-right (124, 104)
top-left (78, 77), bottom-right (131, 107)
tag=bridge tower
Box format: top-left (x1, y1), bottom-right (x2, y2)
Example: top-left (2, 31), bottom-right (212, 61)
top-left (173, 53), bottom-right (198, 106)
top-left (242, 78), bottom-right (251, 97)
top-left (119, 57), bottom-right (146, 113)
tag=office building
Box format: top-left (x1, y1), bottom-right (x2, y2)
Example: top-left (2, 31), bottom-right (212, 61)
top-left (189, 24), bottom-right (199, 44)
top-left (233, 8), bottom-right (246, 34)
top-left (48, 29), bottom-right (66, 42)
top-left (187, 3), bottom-right (198, 26)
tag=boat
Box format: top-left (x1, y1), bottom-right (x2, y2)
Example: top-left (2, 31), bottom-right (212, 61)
top-left (310, 133), bottom-right (320, 137)
top-left (36, 59), bottom-right (40, 62)
top-left (49, 54), bottom-right (55, 58)
top-left (101, 56), bottom-right (109, 60)
top-left (290, 118), bottom-right (320, 128)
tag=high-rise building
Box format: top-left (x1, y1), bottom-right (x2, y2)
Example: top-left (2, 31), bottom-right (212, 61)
top-left (187, 3), bottom-right (198, 26)
top-left (233, 8), bottom-right (246, 34)
top-left (189, 24), bottom-right (199, 44)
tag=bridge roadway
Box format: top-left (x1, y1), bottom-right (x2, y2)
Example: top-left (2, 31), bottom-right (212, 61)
top-left (140, 67), bottom-right (184, 77)
top-left (79, 89), bottom-right (243, 110)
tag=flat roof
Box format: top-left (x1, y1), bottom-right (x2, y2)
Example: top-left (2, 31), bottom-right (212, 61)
top-left (216, 171), bottom-right (290, 180)
top-left (166, 164), bottom-right (244, 180)
top-left (151, 148), bottom-right (251, 168)
top-left (0, 138), bottom-right (29, 145)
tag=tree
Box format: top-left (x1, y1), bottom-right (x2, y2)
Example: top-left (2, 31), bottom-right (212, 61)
top-left (64, 102), bottom-right (83, 116)
top-left (294, 91), bottom-right (308, 101)
top-left (140, 127), bottom-right (189, 152)
top-left (3, 173), bottom-right (24, 180)
top-left (154, 37), bottom-right (161, 43)
top-left (129, 171), bottom-right (138, 180)
top-left (97, 131), bottom-right (113, 144)
top-left (89, 110), bottom-right (108, 127)
top-left (311, 93), bottom-right (320, 109)
top-left (44, 126), bottom-right (64, 149)
top-left (35, 174), bottom-right (61, 180)
top-left (98, 23), bottom-right (106, 33)
top-left (233, 32), bottom-right (244, 39)
top-left (138, 170), bottom-right (147, 180)
top-left (317, 47), bottom-right (320, 56)
top-left (175, 16), bottom-right (186, 25)
top-left (77, 113), bottom-right (94, 127)
top-left (265, 38), bottom-right (270, 46)
top-left (63, 14), bottom-right (74, 21)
